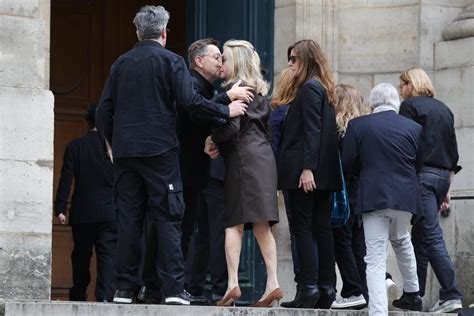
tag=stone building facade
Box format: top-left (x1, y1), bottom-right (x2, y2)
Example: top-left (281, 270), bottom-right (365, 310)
top-left (273, 0), bottom-right (474, 308)
top-left (1, 0), bottom-right (472, 308)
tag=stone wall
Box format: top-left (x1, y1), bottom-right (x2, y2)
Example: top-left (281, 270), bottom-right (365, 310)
top-left (274, 0), bottom-right (474, 309)
top-left (0, 0), bottom-right (54, 300)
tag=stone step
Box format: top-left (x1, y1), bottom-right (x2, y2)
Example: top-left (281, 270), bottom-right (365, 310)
top-left (0, 300), bottom-right (450, 316)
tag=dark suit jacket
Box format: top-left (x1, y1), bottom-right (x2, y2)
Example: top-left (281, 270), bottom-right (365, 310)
top-left (277, 79), bottom-right (342, 191)
top-left (96, 40), bottom-right (229, 158)
top-left (342, 110), bottom-right (423, 215)
top-left (176, 70), bottom-right (230, 189)
top-left (55, 131), bottom-right (115, 224)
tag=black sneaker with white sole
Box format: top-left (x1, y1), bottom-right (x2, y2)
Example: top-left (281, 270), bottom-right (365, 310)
top-left (164, 290), bottom-right (191, 305)
top-left (392, 293), bottom-right (423, 311)
top-left (113, 289), bottom-right (136, 304)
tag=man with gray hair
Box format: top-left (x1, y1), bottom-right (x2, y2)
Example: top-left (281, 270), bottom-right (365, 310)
top-left (96, 5), bottom-right (247, 305)
top-left (342, 83), bottom-right (423, 316)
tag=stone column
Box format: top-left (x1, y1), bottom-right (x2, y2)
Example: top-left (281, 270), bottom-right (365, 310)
top-left (433, 0), bottom-right (474, 307)
top-left (0, 0), bottom-right (54, 300)
top-left (443, 0), bottom-right (474, 40)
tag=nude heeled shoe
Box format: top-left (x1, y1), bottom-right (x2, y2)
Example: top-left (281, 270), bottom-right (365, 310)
top-left (251, 288), bottom-right (284, 307)
top-left (216, 286), bottom-right (241, 306)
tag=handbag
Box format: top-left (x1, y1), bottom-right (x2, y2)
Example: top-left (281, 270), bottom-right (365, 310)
top-left (330, 154), bottom-right (350, 227)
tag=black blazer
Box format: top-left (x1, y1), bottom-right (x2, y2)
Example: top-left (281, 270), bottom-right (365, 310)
top-left (277, 79), bottom-right (341, 191)
top-left (342, 110), bottom-right (423, 215)
top-left (176, 70), bottom-right (230, 189)
top-left (55, 131), bottom-right (115, 224)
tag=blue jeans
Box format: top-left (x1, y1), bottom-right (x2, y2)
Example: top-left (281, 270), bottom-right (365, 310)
top-left (411, 167), bottom-right (463, 301)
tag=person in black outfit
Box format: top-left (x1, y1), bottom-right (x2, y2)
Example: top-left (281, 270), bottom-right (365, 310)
top-left (55, 104), bottom-right (116, 302)
top-left (95, 6), bottom-right (247, 305)
top-left (331, 84), bottom-right (369, 309)
top-left (177, 38), bottom-right (253, 302)
top-left (277, 39), bottom-right (342, 309)
top-left (397, 68), bottom-right (463, 313)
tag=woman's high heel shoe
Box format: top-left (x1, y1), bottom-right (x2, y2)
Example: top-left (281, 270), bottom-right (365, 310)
top-left (251, 288), bottom-right (284, 307)
top-left (216, 286), bottom-right (241, 306)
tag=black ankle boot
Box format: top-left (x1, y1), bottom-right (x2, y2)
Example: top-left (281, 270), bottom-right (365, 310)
top-left (314, 285), bottom-right (336, 309)
top-left (280, 284), bottom-right (320, 308)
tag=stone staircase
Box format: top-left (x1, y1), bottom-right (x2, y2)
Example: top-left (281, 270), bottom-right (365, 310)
top-left (0, 300), bottom-right (453, 316)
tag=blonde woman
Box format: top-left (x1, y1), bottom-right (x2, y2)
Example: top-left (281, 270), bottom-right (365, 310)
top-left (206, 40), bottom-right (282, 307)
top-left (331, 84), bottom-right (370, 310)
top-left (396, 68), bottom-right (462, 313)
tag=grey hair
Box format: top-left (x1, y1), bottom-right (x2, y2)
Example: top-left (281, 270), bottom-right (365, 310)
top-left (133, 5), bottom-right (169, 40)
top-left (368, 83), bottom-right (400, 112)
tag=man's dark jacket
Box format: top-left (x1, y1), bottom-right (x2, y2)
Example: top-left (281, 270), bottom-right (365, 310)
top-left (342, 110), bottom-right (423, 215)
top-left (177, 70), bottom-right (229, 189)
top-left (55, 131), bottom-right (115, 224)
top-left (96, 40), bottom-right (229, 158)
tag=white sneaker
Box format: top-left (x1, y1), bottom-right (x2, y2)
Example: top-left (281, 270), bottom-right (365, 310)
top-left (386, 278), bottom-right (398, 305)
top-left (429, 299), bottom-right (463, 313)
top-left (331, 294), bottom-right (367, 309)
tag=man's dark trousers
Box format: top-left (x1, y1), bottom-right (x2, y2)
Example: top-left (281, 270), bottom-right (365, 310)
top-left (186, 178), bottom-right (227, 296)
top-left (70, 222), bottom-right (117, 301)
top-left (113, 148), bottom-right (185, 296)
top-left (412, 166), bottom-right (463, 301)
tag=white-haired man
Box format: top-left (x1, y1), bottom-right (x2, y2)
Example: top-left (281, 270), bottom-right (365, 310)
top-left (342, 83), bottom-right (423, 316)
top-left (96, 5), bottom-right (247, 305)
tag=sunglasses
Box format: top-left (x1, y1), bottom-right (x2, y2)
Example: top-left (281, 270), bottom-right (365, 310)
top-left (288, 55), bottom-right (298, 63)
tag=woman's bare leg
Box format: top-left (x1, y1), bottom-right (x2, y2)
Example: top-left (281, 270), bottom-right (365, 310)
top-left (224, 224), bottom-right (244, 295)
top-left (253, 221), bottom-right (280, 300)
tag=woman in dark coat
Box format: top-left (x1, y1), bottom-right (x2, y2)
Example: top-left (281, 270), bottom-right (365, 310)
top-left (277, 39), bottom-right (342, 309)
top-left (205, 39), bottom-right (282, 307)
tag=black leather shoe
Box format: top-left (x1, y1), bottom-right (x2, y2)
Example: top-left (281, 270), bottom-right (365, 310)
top-left (392, 292), bottom-right (422, 311)
top-left (113, 289), bottom-right (136, 304)
top-left (137, 285), bottom-right (163, 304)
top-left (314, 285), bottom-right (336, 309)
top-left (280, 284), bottom-right (320, 308)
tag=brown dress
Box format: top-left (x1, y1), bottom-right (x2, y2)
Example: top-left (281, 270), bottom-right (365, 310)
top-left (211, 95), bottom-right (279, 228)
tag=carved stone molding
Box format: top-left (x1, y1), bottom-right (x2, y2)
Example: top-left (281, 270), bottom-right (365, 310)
top-left (443, 0), bottom-right (474, 40)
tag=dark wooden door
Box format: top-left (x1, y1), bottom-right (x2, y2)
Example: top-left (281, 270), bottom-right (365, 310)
top-left (50, 0), bottom-right (186, 300)
top-left (186, 0), bottom-right (275, 303)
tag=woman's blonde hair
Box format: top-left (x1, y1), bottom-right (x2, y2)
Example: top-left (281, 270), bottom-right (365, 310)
top-left (271, 68), bottom-right (295, 108)
top-left (282, 39), bottom-right (337, 105)
top-left (222, 40), bottom-right (269, 96)
top-left (399, 68), bottom-right (435, 97)
top-left (335, 84), bottom-right (370, 136)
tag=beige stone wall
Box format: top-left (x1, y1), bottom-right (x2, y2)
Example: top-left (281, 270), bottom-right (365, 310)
top-left (0, 0), bottom-right (53, 300)
top-left (274, 0), bottom-right (473, 309)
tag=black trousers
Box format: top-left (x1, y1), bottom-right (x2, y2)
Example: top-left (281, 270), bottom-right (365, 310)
top-left (113, 150), bottom-right (185, 296)
top-left (70, 221), bottom-right (117, 301)
top-left (288, 189), bottom-right (335, 287)
top-left (181, 186), bottom-right (202, 260)
top-left (333, 214), bottom-right (368, 299)
top-left (185, 178), bottom-right (228, 296)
